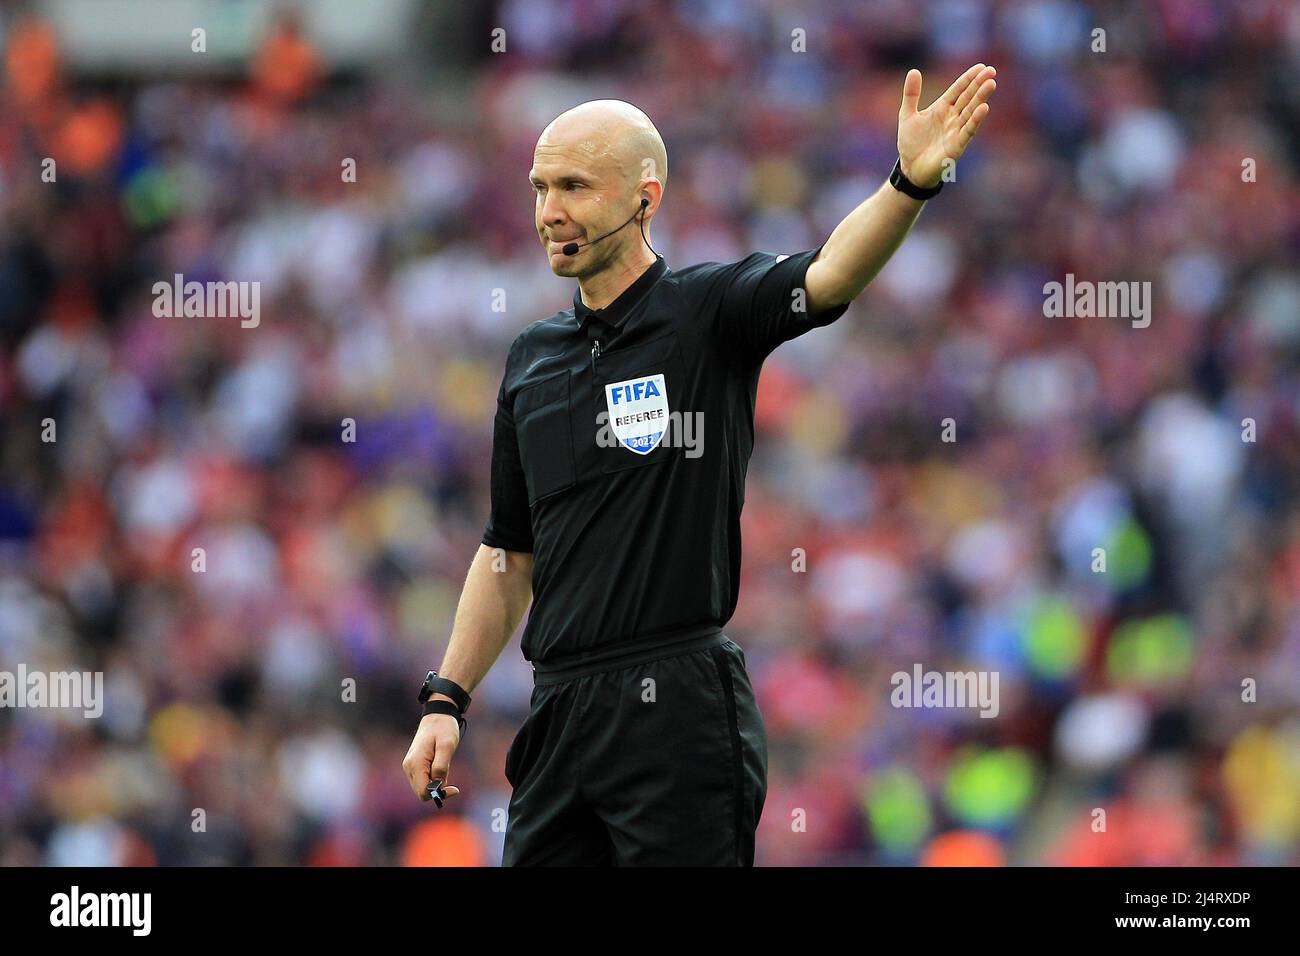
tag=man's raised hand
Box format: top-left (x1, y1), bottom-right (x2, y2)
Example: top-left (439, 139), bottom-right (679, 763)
top-left (897, 63), bottom-right (997, 189)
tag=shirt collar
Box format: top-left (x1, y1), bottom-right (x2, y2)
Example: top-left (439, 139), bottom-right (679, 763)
top-left (572, 255), bottom-right (668, 331)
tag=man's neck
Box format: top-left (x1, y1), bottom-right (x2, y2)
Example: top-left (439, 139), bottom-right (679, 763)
top-left (577, 248), bottom-right (658, 312)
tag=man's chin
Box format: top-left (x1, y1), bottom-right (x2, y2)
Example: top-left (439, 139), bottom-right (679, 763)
top-left (547, 250), bottom-right (585, 277)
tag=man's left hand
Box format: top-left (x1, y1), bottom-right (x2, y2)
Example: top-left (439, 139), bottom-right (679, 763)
top-left (897, 63), bottom-right (997, 189)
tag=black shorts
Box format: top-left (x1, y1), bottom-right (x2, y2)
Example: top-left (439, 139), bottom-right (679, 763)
top-left (502, 629), bottom-right (768, 866)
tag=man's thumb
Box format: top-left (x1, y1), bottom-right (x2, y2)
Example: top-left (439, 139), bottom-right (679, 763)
top-left (900, 68), bottom-right (922, 116)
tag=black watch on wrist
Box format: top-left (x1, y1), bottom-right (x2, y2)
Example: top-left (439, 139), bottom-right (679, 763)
top-left (418, 670), bottom-right (472, 714)
top-left (421, 698), bottom-right (467, 738)
top-left (890, 157), bottom-right (943, 200)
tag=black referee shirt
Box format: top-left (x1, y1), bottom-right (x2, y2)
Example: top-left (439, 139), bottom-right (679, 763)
top-left (482, 244), bottom-right (851, 663)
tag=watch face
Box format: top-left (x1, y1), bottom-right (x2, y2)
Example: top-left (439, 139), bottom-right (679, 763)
top-left (418, 671), bottom-right (436, 701)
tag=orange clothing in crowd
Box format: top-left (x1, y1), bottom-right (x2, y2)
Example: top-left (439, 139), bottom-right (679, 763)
top-left (252, 20), bottom-right (324, 105)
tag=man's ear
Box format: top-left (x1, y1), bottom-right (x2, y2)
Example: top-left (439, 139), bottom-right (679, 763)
top-left (638, 178), bottom-right (663, 215)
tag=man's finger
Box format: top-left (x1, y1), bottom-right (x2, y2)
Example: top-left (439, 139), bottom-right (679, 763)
top-left (959, 78), bottom-right (997, 123)
top-left (958, 102), bottom-right (991, 149)
top-left (429, 734), bottom-right (457, 786)
top-left (940, 63), bottom-right (984, 106)
top-left (405, 756), bottom-right (433, 799)
top-left (953, 66), bottom-right (996, 116)
top-left (900, 68), bottom-right (923, 116)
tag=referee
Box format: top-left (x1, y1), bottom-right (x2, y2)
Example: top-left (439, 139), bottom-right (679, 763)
top-left (404, 65), bottom-right (996, 865)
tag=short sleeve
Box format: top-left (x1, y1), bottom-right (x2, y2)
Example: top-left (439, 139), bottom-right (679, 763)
top-left (481, 365), bottom-right (535, 554)
top-left (717, 241), bottom-right (851, 360)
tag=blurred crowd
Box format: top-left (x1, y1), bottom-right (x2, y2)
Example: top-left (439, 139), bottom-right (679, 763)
top-left (1, 0), bottom-right (1298, 866)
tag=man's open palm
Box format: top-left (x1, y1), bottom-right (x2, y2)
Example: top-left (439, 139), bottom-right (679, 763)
top-left (898, 63), bottom-right (997, 188)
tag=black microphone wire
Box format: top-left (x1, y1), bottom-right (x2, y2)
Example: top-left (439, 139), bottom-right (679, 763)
top-left (563, 198), bottom-right (660, 260)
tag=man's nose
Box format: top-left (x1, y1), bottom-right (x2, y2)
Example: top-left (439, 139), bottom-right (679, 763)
top-left (540, 189), bottom-right (568, 226)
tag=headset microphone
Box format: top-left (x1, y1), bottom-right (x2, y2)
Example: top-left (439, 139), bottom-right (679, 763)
top-left (561, 196), bottom-right (656, 257)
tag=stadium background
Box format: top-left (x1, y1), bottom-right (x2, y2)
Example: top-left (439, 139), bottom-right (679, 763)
top-left (1, 0), bottom-right (1298, 866)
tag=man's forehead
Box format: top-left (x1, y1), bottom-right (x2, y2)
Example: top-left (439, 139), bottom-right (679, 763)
top-left (530, 147), bottom-right (618, 182)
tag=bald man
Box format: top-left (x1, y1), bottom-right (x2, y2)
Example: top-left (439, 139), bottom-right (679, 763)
top-left (404, 67), bottom-right (997, 866)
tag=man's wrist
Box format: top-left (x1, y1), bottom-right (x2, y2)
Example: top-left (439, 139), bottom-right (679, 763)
top-left (890, 157), bottom-right (943, 198)
top-left (418, 670), bottom-right (472, 713)
top-left (420, 697), bottom-right (467, 738)
top-left (900, 160), bottom-right (941, 189)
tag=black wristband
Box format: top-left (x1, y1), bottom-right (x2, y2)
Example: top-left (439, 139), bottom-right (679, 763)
top-left (890, 157), bottom-right (943, 199)
top-left (421, 699), bottom-right (467, 738)
top-left (418, 670), bottom-right (472, 714)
